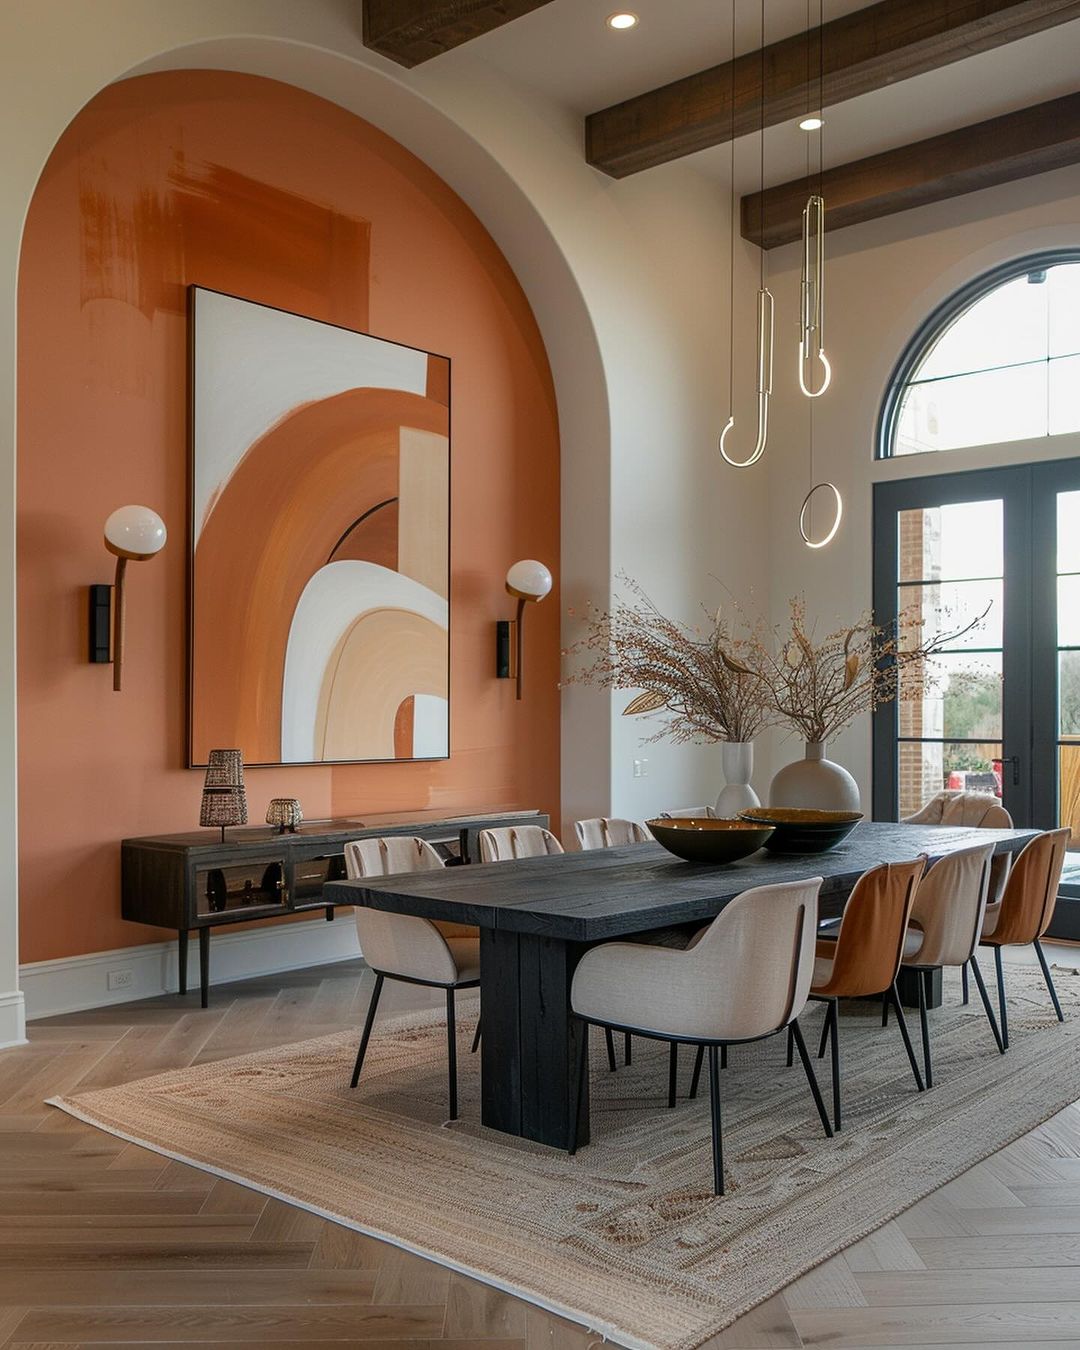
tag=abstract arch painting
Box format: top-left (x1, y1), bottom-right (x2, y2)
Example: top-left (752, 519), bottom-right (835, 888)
top-left (188, 287), bottom-right (450, 766)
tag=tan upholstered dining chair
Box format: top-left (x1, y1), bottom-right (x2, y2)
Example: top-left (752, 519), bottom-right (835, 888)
top-left (899, 841), bottom-right (1001, 1086)
top-left (477, 825), bottom-right (564, 861)
top-left (803, 856), bottom-right (927, 1130)
top-left (979, 828), bottom-right (1071, 1047)
top-left (344, 836), bottom-right (481, 1120)
top-left (569, 878), bottom-right (832, 1196)
top-left (574, 817), bottom-right (652, 848)
top-left (903, 791), bottom-right (1014, 1004)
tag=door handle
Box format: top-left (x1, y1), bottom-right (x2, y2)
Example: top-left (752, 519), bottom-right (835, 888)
top-left (993, 756), bottom-right (1020, 787)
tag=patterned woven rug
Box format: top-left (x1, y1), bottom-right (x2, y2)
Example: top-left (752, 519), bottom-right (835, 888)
top-left (50, 961), bottom-right (1080, 1350)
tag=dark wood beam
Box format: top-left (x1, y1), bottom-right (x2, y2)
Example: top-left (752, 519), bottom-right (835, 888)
top-left (586, 0), bottom-right (1080, 178)
top-left (741, 90), bottom-right (1080, 249)
top-left (363, 0), bottom-right (554, 68)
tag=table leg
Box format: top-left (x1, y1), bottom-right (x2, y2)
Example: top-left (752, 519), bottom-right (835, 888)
top-left (199, 927), bottom-right (210, 1009)
top-left (479, 929), bottom-right (588, 1149)
top-left (177, 929), bottom-right (188, 995)
top-left (896, 965), bottom-right (941, 1011)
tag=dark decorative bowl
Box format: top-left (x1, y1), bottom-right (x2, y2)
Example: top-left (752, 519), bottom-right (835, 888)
top-left (738, 807), bottom-right (863, 854)
top-left (646, 817), bottom-right (774, 864)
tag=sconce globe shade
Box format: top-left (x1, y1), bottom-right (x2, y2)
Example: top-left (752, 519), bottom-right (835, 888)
top-left (506, 559), bottom-right (552, 602)
top-left (104, 505), bottom-right (167, 561)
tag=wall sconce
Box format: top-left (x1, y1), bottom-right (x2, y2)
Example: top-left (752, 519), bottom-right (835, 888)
top-left (496, 559), bottom-right (552, 700)
top-left (89, 505), bottom-right (167, 691)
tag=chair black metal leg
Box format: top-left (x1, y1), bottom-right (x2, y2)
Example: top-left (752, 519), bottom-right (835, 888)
top-left (969, 955), bottom-right (1005, 1054)
top-left (786, 1024), bottom-right (794, 1067)
top-left (689, 1044), bottom-right (705, 1100)
top-left (889, 982), bottom-right (925, 1093)
top-left (817, 1003), bottom-right (832, 1060)
top-left (568, 1022), bottom-right (589, 1156)
top-left (992, 944), bottom-right (1010, 1049)
top-left (961, 962), bottom-right (970, 1005)
top-left (708, 1045), bottom-right (724, 1196)
top-left (350, 971), bottom-right (384, 1089)
top-left (605, 1027), bottom-right (617, 1073)
top-left (1034, 938), bottom-right (1065, 1023)
top-left (881, 992), bottom-right (890, 1028)
top-left (624, 1032), bottom-right (632, 1066)
top-left (720, 1043), bottom-right (727, 1070)
top-left (470, 1015), bottom-right (482, 1054)
top-left (828, 1000), bottom-right (841, 1131)
top-left (668, 1042), bottom-right (679, 1108)
top-left (446, 989), bottom-right (459, 1121)
top-left (789, 1019), bottom-right (834, 1140)
top-left (916, 970), bottom-right (933, 1090)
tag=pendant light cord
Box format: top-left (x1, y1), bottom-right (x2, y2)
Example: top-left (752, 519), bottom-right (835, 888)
top-left (727, 0), bottom-right (736, 418)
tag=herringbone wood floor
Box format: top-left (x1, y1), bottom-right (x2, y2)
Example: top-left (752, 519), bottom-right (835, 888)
top-left (4, 952), bottom-right (1080, 1348)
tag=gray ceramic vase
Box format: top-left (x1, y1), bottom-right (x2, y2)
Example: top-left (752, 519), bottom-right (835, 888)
top-left (768, 741), bottom-right (860, 812)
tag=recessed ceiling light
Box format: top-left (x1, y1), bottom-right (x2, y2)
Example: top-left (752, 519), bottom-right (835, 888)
top-left (799, 115), bottom-right (825, 131)
top-left (606, 12), bottom-right (639, 30)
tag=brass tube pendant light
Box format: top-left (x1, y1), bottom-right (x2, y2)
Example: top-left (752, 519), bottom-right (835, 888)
top-left (798, 0), bottom-right (831, 399)
top-left (719, 0), bottom-right (773, 468)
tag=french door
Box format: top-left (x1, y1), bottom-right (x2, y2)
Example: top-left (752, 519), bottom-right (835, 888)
top-left (873, 457), bottom-right (1080, 935)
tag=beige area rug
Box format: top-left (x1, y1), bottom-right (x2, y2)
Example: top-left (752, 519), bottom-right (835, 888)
top-left (50, 961), bottom-right (1080, 1350)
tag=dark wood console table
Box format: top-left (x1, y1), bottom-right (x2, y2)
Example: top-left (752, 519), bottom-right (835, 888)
top-left (122, 808), bottom-right (548, 1007)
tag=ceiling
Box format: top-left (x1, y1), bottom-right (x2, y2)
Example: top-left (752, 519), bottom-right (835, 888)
top-left (431, 0), bottom-right (1080, 192)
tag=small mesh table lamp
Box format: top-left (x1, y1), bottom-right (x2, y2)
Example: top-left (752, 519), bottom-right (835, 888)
top-left (199, 749), bottom-right (248, 843)
top-left (266, 797), bottom-right (303, 834)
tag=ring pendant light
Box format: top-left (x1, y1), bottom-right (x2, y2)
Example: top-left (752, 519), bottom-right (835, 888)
top-left (799, 481), bottom-right (843, 548)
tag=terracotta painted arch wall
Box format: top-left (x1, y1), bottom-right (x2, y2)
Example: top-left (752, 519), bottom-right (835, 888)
top-left (17, 70), bottom-right (560, 964)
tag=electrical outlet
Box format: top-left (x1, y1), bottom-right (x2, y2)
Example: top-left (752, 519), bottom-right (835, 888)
top-left (633, 758), bottom-right (649, 779)
top-left (107, 968), bottom-right (134, 991)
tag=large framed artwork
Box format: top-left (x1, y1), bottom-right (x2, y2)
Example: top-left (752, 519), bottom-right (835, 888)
top-left (188, 286), bottom-right (450, 767)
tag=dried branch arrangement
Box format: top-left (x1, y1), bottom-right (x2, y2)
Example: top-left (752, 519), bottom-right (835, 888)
top-left (565, 581), bottom-right (987, 747)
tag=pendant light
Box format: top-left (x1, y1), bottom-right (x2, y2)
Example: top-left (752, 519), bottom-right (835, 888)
top-left (719, 0), bottom-right (773, 468)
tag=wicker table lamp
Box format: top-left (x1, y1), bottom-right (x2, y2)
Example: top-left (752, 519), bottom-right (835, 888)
top-left (199, 749), bottom-right (248, 843)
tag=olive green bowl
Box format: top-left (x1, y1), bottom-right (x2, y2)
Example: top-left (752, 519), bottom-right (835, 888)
top-left (646, 817), bottom-right (775, 864)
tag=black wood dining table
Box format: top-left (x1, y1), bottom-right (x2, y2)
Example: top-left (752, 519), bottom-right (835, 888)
top-left (326, 821), bottom-right (1038, 1150)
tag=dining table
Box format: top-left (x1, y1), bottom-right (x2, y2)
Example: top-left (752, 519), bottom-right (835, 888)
top-left (325, 820), bottom-right (1039, 1150)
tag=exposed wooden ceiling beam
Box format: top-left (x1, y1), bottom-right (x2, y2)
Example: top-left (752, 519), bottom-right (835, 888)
top-left (740, 90), bottom-right (1080, 249)
top-left (586, 0), bottom-right (1080, 178)
top-left (363, 0), bottom-right (554, 68)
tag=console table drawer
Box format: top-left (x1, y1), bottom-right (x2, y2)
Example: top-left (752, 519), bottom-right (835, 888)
top-left (195, 857), bottom-right (286, 918)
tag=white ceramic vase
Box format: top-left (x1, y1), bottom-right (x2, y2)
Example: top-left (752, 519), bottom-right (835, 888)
top-left (768, 741), bottom-right (861, 812)
top-left (714, 741), bottom-right (760, 817)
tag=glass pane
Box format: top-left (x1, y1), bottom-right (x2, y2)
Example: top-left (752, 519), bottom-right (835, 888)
top-left (895, 363), bottom-right (1047, 455)
top-left (1060, 651), bottom-right (1080, 737)
top-left (1048, 264), bottom-right (1080, 359)
top-left (916, 274), bottom-right (1049, 380)
top-left (1059, 575), bottom-right (1080, 646)
top-left (898, 500), bottom-right (1003, 583)
top-left (1049, 354), bottom-right (1080, 437)
top-left (1060, 490), bottom-right (1080, 575)
top-left (899, 579), bottom-right (1002, 651)
top-left (900, 652), bottom-right (1002, 740)
top-left (898, 740), bottom-right (1002, 819)
top-left (1060, 742), bottom-right (1080, 846)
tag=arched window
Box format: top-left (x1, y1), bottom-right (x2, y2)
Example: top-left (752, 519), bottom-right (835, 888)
top-left (878, 251), bottom-right (1080, 459)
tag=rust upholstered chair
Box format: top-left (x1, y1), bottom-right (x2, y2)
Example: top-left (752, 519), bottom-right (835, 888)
top-left (569, 878), bottom-right (831, 1195)
top-left (979, 828), bottom-right (1071, 1047)
top-left (477, 825), bottom-right (564, 861)
top-left (575, 817), bottom-right (652, 848)
top-left (344, 836), bottom-right (480, 1120)
top-left (801, 857), bottom-right (927, 1130)
top-left (899, 842), bottom-right (1001, 1085)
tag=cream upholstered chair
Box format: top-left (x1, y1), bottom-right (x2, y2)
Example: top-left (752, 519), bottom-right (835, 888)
top-left (344, 836), bottom-right (480, 1120)
top-left (904, 792), bottom-right (1013, 1006)
top-left (477, 825), bottom-right (563, 862)
top-left (660, 806), bottom-right (718, 819)
top-left (899, 841), bottom-right (1001, 1086)
top-left (980, 828), bottom-right (1071, 1047)
top-left (569, 878), bottom-right (831, 1196)
top-left (805, 857), bottom-right (927, 1130)
top-left (575, 817), bottom-right (652, 849)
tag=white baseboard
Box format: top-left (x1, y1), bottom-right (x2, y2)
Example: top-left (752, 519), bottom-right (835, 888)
top-left (19, 916), bottom-right (362, 1022)
top-left (0, 990), bottom-right (27, 1049)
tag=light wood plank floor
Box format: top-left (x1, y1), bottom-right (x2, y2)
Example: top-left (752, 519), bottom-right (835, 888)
top-left (4, 949), bottom-right (1080, 1349)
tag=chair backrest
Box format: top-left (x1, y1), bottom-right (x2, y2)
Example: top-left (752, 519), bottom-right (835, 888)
top-left (907, 842), bottom-right (994, 967)
top-left (689, 878), bottom-right (823, 1040)
top-left (574, 817), bottom-right (652, 849)
top-left (659, 806), bottom-right (717, 819)
top-left (344, 835), bottom-right (445, 880)
top-left (478, 825), bottom-right (564, 862)
top-left (818, 857), bottom-right (926, 998)
top-left (990, 827), bottom-right (1070, 945)
top-left (903, 790), bottom-right (1012, 829)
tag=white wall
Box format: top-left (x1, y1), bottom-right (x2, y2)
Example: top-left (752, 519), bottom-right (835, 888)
top-left (765, 163), bottom-right (1080, 807)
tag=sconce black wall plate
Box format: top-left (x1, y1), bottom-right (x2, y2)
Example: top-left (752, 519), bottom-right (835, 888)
top-left (89, 584), bottom-right (112, 663)
top-left (495, 619), bottom-right (511, 678)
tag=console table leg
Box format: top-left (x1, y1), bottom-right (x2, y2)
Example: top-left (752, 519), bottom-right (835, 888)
top-left (199, 927), bottom-right (210, 1009)
top-left (325, 906), bottom-right (334, 921)
top-left (178, 930), bottom-right (188, 995)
